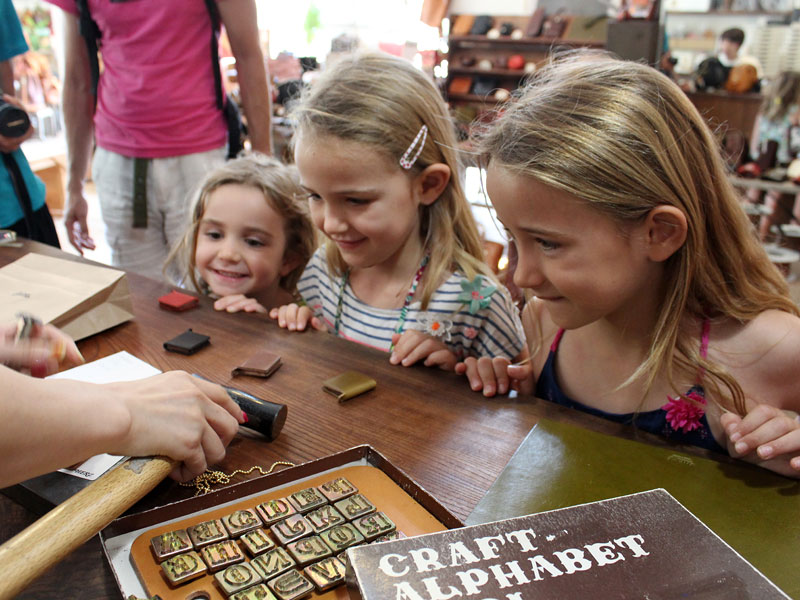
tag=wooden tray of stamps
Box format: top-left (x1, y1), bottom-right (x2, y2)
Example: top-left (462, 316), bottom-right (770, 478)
top-left (100, 446), bottom-right (463, 600)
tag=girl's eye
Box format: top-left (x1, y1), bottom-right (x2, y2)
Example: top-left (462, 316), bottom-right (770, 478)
top-left (536, 238), bottom-right (560, 251)
top-left (346, 197), bottom-right (370, 206)
top-left (245, 238), bottom-right (265, 248)
top-left (204, 230), bottom-right (222, 240)
top-left (303, 192), bottom-right (321, 202)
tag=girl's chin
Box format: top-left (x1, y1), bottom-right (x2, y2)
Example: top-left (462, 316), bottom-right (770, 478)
top-left (207, 279), bottom-right (253, 298)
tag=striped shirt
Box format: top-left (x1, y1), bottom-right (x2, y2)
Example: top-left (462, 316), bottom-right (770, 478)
top-left (298, 249), bottom-right (525, 358)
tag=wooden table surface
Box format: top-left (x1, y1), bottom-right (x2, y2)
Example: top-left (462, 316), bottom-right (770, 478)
top-left (0, 241), bottom-right (736, 599)
top-left (0, 241), bottom-right (543, 599)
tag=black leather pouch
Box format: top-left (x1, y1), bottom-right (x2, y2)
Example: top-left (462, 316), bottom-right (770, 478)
top-left (164, 329), bottom-right (210, 355)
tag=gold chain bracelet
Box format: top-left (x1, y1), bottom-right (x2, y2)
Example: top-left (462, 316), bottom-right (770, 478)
top-left (179, 461), bottom-right (295, 496)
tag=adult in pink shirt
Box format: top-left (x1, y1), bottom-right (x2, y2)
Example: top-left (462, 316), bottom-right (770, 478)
top-left (48, 0), bottom-right (272, 279)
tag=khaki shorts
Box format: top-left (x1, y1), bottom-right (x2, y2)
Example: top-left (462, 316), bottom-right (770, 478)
top-left (92, 145), bottom-right (226, 280)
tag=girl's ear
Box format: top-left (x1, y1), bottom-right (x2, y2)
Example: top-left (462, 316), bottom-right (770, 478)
top-left (644, 205), bottom-right (688, 262)
top-left (414, 163), bottom-right (451, 206)
top-left (280, 251), bottom-right (302, 277)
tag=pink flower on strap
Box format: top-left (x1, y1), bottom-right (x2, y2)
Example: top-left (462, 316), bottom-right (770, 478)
top-left (662, 390), bottom-right (706, 433)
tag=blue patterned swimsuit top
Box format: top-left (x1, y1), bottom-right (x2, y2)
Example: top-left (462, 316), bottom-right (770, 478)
top-left (534, 320), bottom-right (726, 453)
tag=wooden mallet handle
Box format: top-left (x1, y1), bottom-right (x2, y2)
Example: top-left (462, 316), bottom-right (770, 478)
top-left (0, 456), bottom-right (174, 600)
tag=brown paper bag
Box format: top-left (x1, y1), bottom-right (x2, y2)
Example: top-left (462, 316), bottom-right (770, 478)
top-left (0, 253), bottom-right (134, 341)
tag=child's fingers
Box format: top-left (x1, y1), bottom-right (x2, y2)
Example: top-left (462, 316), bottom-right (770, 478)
top-left (732, 414), bottom-right (800, 457)
top-left (726, 404), bottom-right (784, 444)
top-left (464, 356), bottom-right (491, 392)
top-left (389, 331), bottom-right (419, 365)
top-left (274, 303), bottom-right (299, 330)
top-left (753, 429), bottom-right (800, 462)
top-left (224, 299), bottom-right (253, 313)
top-left (719, 411), bottom-right (742, 433)
top-left (459, 357), bottom-right (496, 395)
top-left (222, 298), bottom-right (249, 312)
top-left (423, 349), bottom-right (458, 371)
top-left (213, 295), bottom-right (242, 311)
top-left (491, 358), bottom-right (512, 396)
top-left (275, 305), bottom-right (288, 328)
top-left (398, 336), bottom-right (437, 367)
top-left (475, 357), bottom-right (502, 397)
top-left (285, 304), bottom-right (299, 329)
top-left (295, 306), bottom-right (314, 331)
top-left (457, 357), bottom-right (483, 388)
top-left (243, 302), bottom-right (267, 313)
top-left (226, 298), bottom-right (266, 313)
top-left (507, 364), bottom-right (535, 396)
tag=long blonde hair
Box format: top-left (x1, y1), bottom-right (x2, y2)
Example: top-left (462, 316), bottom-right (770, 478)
top-left (478, 51), bottom-right (798, 414)
top-left (164, 153), bottom-right (316, 295)
top-left (290, 51), bottom-right (490, 308)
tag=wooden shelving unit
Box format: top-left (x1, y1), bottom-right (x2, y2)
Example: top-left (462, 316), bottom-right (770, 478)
top-left (443, 14), bottom-right (607, 138)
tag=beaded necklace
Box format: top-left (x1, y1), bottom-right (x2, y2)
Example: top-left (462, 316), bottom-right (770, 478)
top-left (333, 255), bottom-right (430, 346)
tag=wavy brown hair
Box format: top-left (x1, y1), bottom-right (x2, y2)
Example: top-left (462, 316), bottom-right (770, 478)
top-left (477, 51), bottom-right (798, 414)
top-left (290, 51), bottom-right (492, 308)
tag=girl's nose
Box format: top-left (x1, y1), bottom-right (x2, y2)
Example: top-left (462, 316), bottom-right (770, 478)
top-left (513, 252), bottom-right (545, 290)
top-left (323, 205), bottom-right (348, 234)
top-left (217, 240), bottom-right (241, 262)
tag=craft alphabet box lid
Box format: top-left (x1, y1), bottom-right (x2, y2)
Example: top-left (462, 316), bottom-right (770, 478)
top-left (345, 489), bottom-right (790, 600)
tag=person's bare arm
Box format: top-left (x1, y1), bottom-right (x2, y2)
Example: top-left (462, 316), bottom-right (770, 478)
top-left (0, 367), bottom-right (244, 487)
top-left (0, 59), bottom-right (14, 97)
top-left (219, 0), bottom-right (272, 154)
top-left (61, 11), bottom-right (96, 253)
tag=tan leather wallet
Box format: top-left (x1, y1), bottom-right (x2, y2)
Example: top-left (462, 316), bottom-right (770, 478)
top-left (231, 350), bottom-right (282, 378)
top-left (322, 371), bottom-right (377, 402)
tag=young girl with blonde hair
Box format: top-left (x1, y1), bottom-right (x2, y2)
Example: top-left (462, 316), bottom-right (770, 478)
top-left (166, 153), bottom-right (316, 313)
top-left (458, 51), bottom-right (800, 477)
top-left (271, 52), bottom-right (524, 368)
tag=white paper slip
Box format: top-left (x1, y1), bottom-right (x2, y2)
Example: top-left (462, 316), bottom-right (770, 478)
top-left (48, 351), bottom-right (162, 480)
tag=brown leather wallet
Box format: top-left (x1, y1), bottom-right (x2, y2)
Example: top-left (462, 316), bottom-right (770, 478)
top-left (232, 350), bottom-right (282, 378)
top-left (322, 371), bottom-right (377, 402)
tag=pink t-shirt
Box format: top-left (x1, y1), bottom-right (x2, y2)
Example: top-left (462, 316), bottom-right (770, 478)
top-left (47, 0), bottom-right (227, 158)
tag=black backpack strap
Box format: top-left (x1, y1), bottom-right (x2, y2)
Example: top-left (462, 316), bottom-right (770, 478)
top-left (204, 0), bottom-right (244, 158)
top-left (75, 0), bottom-right (101, 107)
top-left (203, 0), bottom-right (225, 111)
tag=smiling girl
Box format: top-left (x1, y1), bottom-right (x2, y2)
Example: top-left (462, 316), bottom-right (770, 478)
top-left (270, 52), bottom-right (524, 368)
top-left (165, 153), bottom-right (316, 313)
top-left (458, 52), bottom-right (800, 477)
